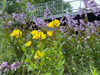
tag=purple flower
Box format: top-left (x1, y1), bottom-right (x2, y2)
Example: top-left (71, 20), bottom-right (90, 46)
top-left (44, 9), bottom-right (51, 19)
top-left (1, 62), bottom-right (8, 68)
top-left (78, 7), bottom-right (86, 16)
top-left (60, 26), bottom-right (66, 33)
top-left (27, 2), bottom-right (31, 8)
top-left (12, 13), bottom-right (26, 24)
top-left (81, 0), bottom-right (90, 8)
top-left (51, 14), bottom-right (54, 20)
top-left (4, 65), bottom-right (10, 72)
top-left (0, 66), bottom-right (2, 70)
top-left (88, 0), bottom-right (98, 9)
top-left (12, 13), bottom-right (17, 19)
top-left (27, 2), bottom-right (36, 12)
top-left (16, 0), bottom-right (22, 3)
top-left (11, 62), bottom-right (20, 70)
top-left (33, 7), bottom-right (36, 11)
top-left (0, 71), bottom-right (1, 74)
top-left (7, 21), bottom-right (13, 26)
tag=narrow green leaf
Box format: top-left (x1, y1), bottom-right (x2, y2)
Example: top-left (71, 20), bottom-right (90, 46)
top-left (2, 0), bottom-right (6, 11)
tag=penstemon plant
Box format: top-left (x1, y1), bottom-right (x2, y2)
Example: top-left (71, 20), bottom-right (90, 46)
top-left (0, 0), bottom-right (100, 75)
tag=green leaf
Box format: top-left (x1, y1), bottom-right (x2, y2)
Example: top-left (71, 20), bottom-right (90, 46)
top-left (60, 42), bottom-right (65, 50)
top-left (2, 0), bottom-right (6, 11)
top-left (40, 60), bottom-right (44, 66)
top-left (57, 68), bottom-right (64, 75)
top-left (0, 35), bottom-right (7, 38)
top-left (41, 73), bottom-right (52, 75)
top-left (58, 59), bottom-right (65, 68)
top-left (77, 43), bottom-right (82, 51)
top-left (61, 59), bottom-right (65, 66)
top-left (25, 58), bottom-right (30, 63)
top-left (54, 41), bottom-right (58, 49)
top-left (21, 46), bottom-right (27, 52)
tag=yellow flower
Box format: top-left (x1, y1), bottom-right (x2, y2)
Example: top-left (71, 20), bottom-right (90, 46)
top-left (32, 34), bottom-right (40, 39)
top-left (46, 57), bottom-right (51, 60)
top-left (41, 34), bottom-right (46, 39)
top-left (34, 54), bottom-right (38, 59)
top-left (10, 29), bottom-right (22, 38)
top-left (53, 19), bottom-right (60, 27)
top-left (47, 19), bottom-right (60, 28)
top-left (38, 31), bottom-right (46, 39)
top-left (31, 30), bottom-right (38, 35)
top-left (47, 31), bottom-right (52, 36)
top-left (25, 41), bottom-right (31, 46)
top-left (47, 21), bottom-right (54, 28)
top-left (34, 50), bottom-right (44, 59)
top-left (46, 57), bottom-right (49, 59)
top-left (32, 30), bottom-right (46, 40)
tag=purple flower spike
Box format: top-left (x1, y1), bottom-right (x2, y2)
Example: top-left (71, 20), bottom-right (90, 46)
top-left (0, 66), bottom-right (2, 70)
top-left (0, 71), bottom-right (1, 74)
top-left (16, 0), bottom-right (22, 3)
top-left (11, 62), bottom-right (20, 71)
top-left (7, 21), bottom-right (13, 26)
top-left (27, 2), bottom-right (31, 8)
top-left (44, 9), bottom-right (51, 19)
top-left (4, 65), bottom-right (10, 72)
top-left (1, 62), bottom-right (8, 68)
top-left (15, 62), bottom-right (20, 68)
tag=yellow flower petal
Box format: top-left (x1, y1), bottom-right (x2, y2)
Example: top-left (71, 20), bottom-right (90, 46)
top-left (47, 31), bottom-right (52, 36)
top-left (25, 41), bottom-right (31, 46)
top-left (47, 21), bottom-right (54, 28)
top-left (34, 50), bottom-right (44, 59)
top-left (10, 29), bottom-right (22, 38)
top-left (54, 19), bottom-right (60, 27)
top-left (31, 30), bottom-right (38, 35)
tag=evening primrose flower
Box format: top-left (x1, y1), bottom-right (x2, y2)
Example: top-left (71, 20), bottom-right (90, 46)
top-left (32, 34), bottom-right (40, 39)
top-left (10, 29), bottom-right (22, 38)
top-left (53, 19), bottom-right (60, 27)
top-left (47, 31), bottom-right (52, 36)
top-left (31, 30), bottom-right (38, 35)
top-left (47, 19), bottom-right (60, 28)
top-left (25, 41), bottom-right (31, 46)
top-left (31, 30), bottom-right (46, 39)
top-left (38, 31), bottom-right (46, 39)
top-left (47, 21), bottom-right (54, 28)
top-left (41, 33), bottom-right (46, 39)
top-left (34, 50), bottom-right (44, 59)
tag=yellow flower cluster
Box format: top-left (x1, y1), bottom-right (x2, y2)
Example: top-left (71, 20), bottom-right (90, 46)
top-left (47, 19), bottom-right (60, 28)
top-left (47, 31), bottom-right (52, 36)
top-left (10, 29), bottom-right (22, 38)
top-left (34, 50), bottom-right (44, 59)
top-left (25, 41), bottom-right (31, 46)
top-left (31, 30), bottom-right (46, 39)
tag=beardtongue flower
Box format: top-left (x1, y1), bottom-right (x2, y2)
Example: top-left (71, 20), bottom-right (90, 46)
top-left (12, 13), bottom-right (17, 19)
top-left (11, 62), bottom-right (20, 70)
top-left (12, 13), bottom-right (26, 24)
top-left (1, 62), bottom-right (8, 68)
top-left (33, 17), bottom-right (47, 27)
top-left (0, 71), bottom-right (1, 74)
top-left (81, 0), bottom-right (90, 8)
top-left (4, 65), bottom-right (10, 72)
top-left (27, 2), bottom-right (31, 8)
top-left (78, 7), bottom-right (86, 16)
top-left (16, 0), bottom-right (22, 3)
top-left (88, 0), bottom-right (98, 9)
top-left (44, 9), bottom-right (51, 19)
top-left (7, 21), bottom-right (13, 26)
top-left (27, 2), bottom-right (36, 12)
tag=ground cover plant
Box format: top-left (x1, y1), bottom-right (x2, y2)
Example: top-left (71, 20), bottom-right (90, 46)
top-left (0, 0), bottom-right (100, 75)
